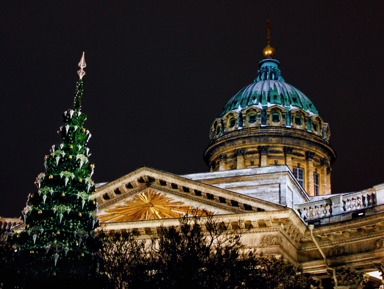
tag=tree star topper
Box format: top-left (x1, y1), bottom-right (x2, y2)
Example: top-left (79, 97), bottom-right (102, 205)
top-left (77, 52), bottom-right (86, 80)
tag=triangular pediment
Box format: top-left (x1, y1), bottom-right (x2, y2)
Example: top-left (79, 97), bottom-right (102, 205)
top-left (92, 167), bottom-right (284, 223)
top-left (97, 187), bottom-right (224, 223)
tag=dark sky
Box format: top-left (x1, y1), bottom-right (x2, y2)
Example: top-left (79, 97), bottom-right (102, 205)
top-left (1, 1), bottom-right (383, 217)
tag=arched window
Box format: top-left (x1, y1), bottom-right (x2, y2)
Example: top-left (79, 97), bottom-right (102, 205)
top-left (294, 116), bottom-right (303, 125)
top-left (312, 122), bottom-right (318, 132)
top-left (248, 113), bottom-right (257, 123)
top-left (271, 112), bottom-right (281, 123)
top-left (228, 117), bottom-right (236, 128)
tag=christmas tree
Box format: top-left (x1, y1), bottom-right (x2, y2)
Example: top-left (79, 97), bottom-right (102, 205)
top-left (16, 53), bottom-right (99, 285)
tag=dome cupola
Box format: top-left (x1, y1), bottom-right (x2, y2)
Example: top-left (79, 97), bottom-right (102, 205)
top-left (204, 34), bottom-right (336, 197)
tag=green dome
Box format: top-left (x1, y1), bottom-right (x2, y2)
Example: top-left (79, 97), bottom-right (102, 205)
top-left (219, 58), bottom-right (318, 117)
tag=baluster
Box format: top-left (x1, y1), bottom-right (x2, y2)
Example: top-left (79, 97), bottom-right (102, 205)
top-left (362, 195), bottom-right (367, 208)
top-left (326, 203), bottom-right (331, 216)
top-left (314, 206), bottom-right (319, 218)
top-left (372, 193), bottom-right (377, 206)
top-left (309, 207), bottom-right (313, 219)
top-left (352, 198), bottom-right (357, 210)
top-left (356, 197), bottom-right (362, 209)
top-left (346, 199), bottom-right (351, 211)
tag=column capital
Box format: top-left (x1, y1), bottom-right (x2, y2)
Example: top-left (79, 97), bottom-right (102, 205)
top-left (236, 149), bottom-right (245, 156)
top-left (320, 158), bottom-right (329, 167)
top-left (283, 147), bottom-right (293, 154)
top-left (258, 146), bottom-right (269, 155)
top-left (306, 151), bottom-right (315, 160)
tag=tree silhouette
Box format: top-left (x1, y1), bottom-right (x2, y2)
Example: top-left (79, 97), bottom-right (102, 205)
top-left (99, 215), bottom-right (317, 289)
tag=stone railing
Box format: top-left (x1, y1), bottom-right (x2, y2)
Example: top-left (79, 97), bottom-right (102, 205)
top-left (295, 184), bottom-right (384, 221)
top-left (296, 199), bottom-right (332, 220)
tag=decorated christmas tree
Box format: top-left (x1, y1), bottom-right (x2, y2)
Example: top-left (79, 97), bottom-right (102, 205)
top-left (16, 53), bottom-right (99, 285)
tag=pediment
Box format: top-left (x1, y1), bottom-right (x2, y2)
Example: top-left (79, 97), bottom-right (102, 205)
top-left (97, 187), bottom-right (224, 223)
top-left (92, 167), bottom-right (284, 223)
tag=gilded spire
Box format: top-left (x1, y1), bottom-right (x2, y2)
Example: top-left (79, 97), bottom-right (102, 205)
top-left (262, 19), bottom-right (276, 58)
top-left (74, 52), bottom-right (86, 110)
top-left (77, 51), bottom-right (86, 80)
top-left (266, 18), bottom-right (271, 46)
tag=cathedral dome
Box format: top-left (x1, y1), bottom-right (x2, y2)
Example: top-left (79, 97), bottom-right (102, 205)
top-left (219, 58), bottom-right (318, 118)
top-left (204, 50), bottom-right (336, 197)
top-left (211, 57), bottom-right (328, 142)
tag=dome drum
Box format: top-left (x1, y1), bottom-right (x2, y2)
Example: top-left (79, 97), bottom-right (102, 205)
top-left (210, 108), bottom-right (328, 142)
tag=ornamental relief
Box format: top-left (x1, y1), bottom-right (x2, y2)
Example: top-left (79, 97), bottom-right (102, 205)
top-left (374, 238), bottom-right (384, 249)
top-left (327, 246), bottom-right (345, 257)
top-left (98, 189), bottom-right (210, 223)
top-left (260, 235), bottom-right (281, 246)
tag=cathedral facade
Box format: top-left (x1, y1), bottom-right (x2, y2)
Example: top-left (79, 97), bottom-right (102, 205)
top-left (92, 43), bottom-right (384, 286)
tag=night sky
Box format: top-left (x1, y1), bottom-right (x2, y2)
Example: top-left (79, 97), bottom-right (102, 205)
top-left (1, 2), bottom-right (383, 217)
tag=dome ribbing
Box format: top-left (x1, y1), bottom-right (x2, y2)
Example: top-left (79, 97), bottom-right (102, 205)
top-left (220, 58), bottom-right (318, 118)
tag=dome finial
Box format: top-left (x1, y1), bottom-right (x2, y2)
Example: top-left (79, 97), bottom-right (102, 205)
top-left (263, 18), bottom-right (276, 58)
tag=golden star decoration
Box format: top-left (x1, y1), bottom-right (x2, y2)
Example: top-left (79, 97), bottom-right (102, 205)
top-left (98, 189), bottom-right (209, 222)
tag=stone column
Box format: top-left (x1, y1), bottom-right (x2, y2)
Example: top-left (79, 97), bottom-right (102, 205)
top-left (236, 149), bottom-right (245, 169)
top-left (326, 167), bottom-right (332, 195)
top-left (306, 152), bottom-right (315, 196)
top-left (218, 154), bottom-right (227, 171)
top-left (258, 146), bottom-right (268, 167)
top-left (284, 147), bottom-right (293, 170)
top-left (321, 158), bottom-right (330, 195)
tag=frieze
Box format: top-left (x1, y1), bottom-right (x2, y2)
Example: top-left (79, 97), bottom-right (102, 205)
top-left (327, 245), bottom-right (345, 257)
top-left (269, 150), bottom-right (283, 154)
top-left (260, 235), bottom-right (281, 246)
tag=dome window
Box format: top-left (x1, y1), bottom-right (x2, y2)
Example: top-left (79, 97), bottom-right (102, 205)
top-left (248, 113), bottom-right (257, 123)
top-left (228, 118), bottom-right (236, 128)
top-left (271, 113), bottom-right (281, 123)
top-left (216, 125), bottom-right (221, 135)
top-left (312, 122), bottom-right (318, 132)
top-left (294, 116), bottom-right (303, 125)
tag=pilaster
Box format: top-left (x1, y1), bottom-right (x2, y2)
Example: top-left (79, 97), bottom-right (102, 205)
top-left (284, 147), bottom-right (293, 170)
top-left (236, 149), bottom-right (245, 169)
top-left (258, 146), bottom-right (268, 167)
top-left (306, 152), bottom-right (315, 196)
top-left (219, 154), bottom-right (227, 171)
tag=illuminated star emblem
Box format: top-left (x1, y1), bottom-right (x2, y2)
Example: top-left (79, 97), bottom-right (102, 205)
top-left (98, 189), bottom-right (209, 222)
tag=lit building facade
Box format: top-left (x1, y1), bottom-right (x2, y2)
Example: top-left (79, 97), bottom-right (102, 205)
top-left (2, 43), bottom-right (383, 287)
top-left (92, 44), bottom-right (384, 287)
